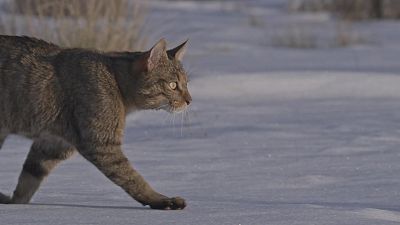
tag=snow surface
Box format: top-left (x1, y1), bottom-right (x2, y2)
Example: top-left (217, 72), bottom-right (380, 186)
top-left (2, 0), bottom-right (400, 224)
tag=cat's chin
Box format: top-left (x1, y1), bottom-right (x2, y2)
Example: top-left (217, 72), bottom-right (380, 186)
top-left (160, 104), bottom-right (187, 114)
top-left (171, 105), bottom-right (188, 114)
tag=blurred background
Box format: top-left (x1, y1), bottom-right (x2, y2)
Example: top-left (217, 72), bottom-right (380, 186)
top-left (1, 0), bottom-right (400, 74)
top-left (1, 0), bottom-right (400, 72)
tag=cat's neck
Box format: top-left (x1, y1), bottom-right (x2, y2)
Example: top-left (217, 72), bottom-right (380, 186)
top-left (108, 52), bottom-right (145, 113)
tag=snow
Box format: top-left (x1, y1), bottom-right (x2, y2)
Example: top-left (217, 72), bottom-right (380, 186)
top-left (2, 0), bottom-right (400, 224)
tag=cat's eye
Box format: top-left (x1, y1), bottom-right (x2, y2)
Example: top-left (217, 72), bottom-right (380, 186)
top-left (169, 82), bottom-right (177, 90)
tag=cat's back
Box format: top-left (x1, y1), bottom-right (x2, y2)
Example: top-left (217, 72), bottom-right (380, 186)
top-left (0, 36), bottom-right (63, 134)
top-left (0, 35), bottom-right (59, 55)
top-left (0, 35), bottom-right (119, 103)
top-left (0, 35), bottom-right (62, 92)
top-left (0, 35), bottom-right (119, 90)
top-left (0, 35), bottom-right (60, 83)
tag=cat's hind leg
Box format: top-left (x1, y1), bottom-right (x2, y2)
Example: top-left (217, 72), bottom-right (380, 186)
top-left (2, 136), bottom-right (75, 204)
top-left (0, 131), bottom-right (7, 149)
top-left (0, 132), bottom-right (10, 203)
top-left (0, 192), bottom-right (11, 203)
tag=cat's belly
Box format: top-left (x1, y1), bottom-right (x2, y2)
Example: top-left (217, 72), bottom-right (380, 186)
top-left (0, 111), bottom-right (61, 140)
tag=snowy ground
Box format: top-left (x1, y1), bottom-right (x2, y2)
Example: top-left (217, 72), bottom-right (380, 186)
top-left (2, 0), bottom-right (400, 224)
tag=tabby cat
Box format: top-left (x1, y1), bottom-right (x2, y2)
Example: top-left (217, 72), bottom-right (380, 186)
top-left (0, 35), bottom-right (191, 210)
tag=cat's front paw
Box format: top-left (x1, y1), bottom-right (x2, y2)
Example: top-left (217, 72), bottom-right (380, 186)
top-left (149, 197), bottom-right (186, 210)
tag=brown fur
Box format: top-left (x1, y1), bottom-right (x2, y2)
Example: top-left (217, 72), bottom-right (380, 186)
top-left (0, 35), bottom-right (191, 210)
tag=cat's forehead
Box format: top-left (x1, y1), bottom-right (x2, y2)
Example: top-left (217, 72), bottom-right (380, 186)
top-left (178, 67), bottom-right (189, 81)
top-left (161, 60), bottom-right (187, 80)
top-left (175, 65), bottom-right (189, 84)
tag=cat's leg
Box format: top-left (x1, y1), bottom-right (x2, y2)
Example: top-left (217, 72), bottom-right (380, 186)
top-left (0, 131), bottom-right (7, 149)
top-left (0, 132), bottom-right (10, 203)
top-left (77, 142), bottom-right (186, 210)
top-left (4, 137), bottom-right (75, 204)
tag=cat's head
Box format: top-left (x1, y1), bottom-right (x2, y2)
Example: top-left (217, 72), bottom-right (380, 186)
top-left (133, 39), bottom-right (192, 113)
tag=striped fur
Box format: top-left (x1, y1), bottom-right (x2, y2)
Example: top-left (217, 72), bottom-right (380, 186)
top-left (0, 35), bottom-right (190, 210)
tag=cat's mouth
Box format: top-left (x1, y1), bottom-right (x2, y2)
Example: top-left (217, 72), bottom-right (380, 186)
top-left (159, 102), bottom-right (188, 114)
top-left (171, 104), bottom-right (188, 113)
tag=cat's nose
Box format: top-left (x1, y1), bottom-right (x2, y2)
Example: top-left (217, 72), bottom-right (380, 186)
top-left (185, 93), bottom-right (192, 105)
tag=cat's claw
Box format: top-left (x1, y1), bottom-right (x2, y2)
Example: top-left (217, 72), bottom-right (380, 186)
top-left (149, 197), bottom-right (186, 210)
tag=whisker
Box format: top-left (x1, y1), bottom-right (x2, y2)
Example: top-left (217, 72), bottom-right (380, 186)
top-left (184, 107), bottom-right (192, 127)
top-left (162, 111), bottom-right (172, 125)
top-left (172, 110), bottom-right (176, 127)
top-left (168, 110), bottom-right (174, 126)
top-left (180, 109), bottom-right (185, 137)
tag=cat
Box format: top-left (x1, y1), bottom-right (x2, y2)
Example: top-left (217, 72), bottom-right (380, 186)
top-left (0, 35), bottom-right (191, 210)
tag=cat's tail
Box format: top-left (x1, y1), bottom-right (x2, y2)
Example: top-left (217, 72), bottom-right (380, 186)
top-left (0, 192), bottom-right (11, 204)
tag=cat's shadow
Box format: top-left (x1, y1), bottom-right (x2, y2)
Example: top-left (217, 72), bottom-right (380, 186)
top-left (30, 202), bottom-right (150, 210)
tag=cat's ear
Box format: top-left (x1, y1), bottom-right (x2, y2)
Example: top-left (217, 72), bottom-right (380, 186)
top-left (167, 40), bottom-right (188, 61)
top-left (142, 38), bottom-right (168, 71)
